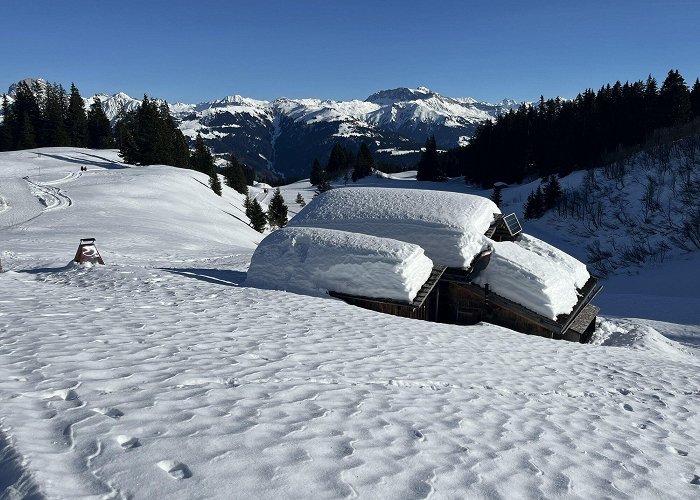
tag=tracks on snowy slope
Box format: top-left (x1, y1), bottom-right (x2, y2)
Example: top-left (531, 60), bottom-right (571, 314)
top-left (24, 176), bottom-right (74, 211)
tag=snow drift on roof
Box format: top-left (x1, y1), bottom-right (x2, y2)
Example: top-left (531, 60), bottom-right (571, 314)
top-left (473, 238), bottom-right (589, 319)
top-left (245, 227), bottom-right (434, 303)
top-left (288, 187), bottom-right (498, 268)
top-left (517, 234), bottom-right (590, 289)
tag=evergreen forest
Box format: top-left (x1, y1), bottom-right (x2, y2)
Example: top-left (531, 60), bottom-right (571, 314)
top-left (449, 69), bottom-right (700, 187)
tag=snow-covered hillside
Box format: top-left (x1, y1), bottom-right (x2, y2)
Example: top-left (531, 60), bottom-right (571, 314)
top-left (1, 149), bottom-right (699, 498)
top-left (2, 81), bottom-right (519, 178)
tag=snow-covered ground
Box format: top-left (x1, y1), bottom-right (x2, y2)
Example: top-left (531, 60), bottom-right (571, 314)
top-left (1, 149), bottom-right (699, 498)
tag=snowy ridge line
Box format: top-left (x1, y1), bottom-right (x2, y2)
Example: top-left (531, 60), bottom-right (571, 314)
top-left (23, 176), bottom-right (73, 211)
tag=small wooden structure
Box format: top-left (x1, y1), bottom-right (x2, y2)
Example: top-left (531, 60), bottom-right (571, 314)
top-left (329, 265), bottom-right (446, 321)
top-left (438, 267), bottom-right (601, 343)
top-left (329, 212), bottom-right (602, 343)
top-left (73, 238), bottom-right (105, 265)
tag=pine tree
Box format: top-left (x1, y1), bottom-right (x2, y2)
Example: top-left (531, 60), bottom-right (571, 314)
top-left (543, 175), bottom-right (562, 210)
top-left (117, 95), bottom-right (183, 166)
top-left (659, 69), bottom-right (692, 127)
top-left (490, 185), bottom-right (503, 207)
top-left (524, 186), bottom-right (545, 219)
top-left (315, 172), bottom-right (331, 194)
top-left (325, 143), bottom-right (353, 179)
top-left (690, 78), bottom-right (700, 119)
top-left (352, 143), bottom-right (374, 181)
top-left (66, 83), bottom-right (87, 147)
top-left (0, 94), bottom-right (13, 151)
top-left (417, 134), bottom-right (441, 181)
top-left (11, 81), bottom-right (41, 150)
top-left (86, 97), bottom-right (114, 148)
top-left (309, 158), bottom-right (324, 186)
top-left (246, 197), bottom-right (266, 232)
top-left (190, 133), bottom-right (215, 173)
top-left (295, 193), bottom-right (306, 207)
top-left (223, 152), bottom-right (248, 194)
top-left (17, 112), bottom-right (37, 149)
top-left (172, 129), bottom-right (190, 168)
top-left (41, 83), bottom-right (69, 147)
top-left (267, 188), bottom-right (288, 228)
top-left (209, 165), bottom-right (222, 196)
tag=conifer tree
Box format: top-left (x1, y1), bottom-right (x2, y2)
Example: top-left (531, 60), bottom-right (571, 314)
top-left (690, 78), bottom-right (700, 118)
top-left (352, 143), bottom-right (374, 181)
top-left (490, 185), bottom-right (503, 208)
top-left (246, 197), bottom-right (266, 232)
top-left (209, 165), bottom-right (223, 196)
top-left (417, 135), bottom-right (441, 181)
top-left (11, 81), bottom-right (41, 149)
top-left (86, 97), bottom-right (114, 148)
top-left (41, 83), bottom-right (69, 147)
top-left (659, 69), bottom-right (692, 127)
top-left (315, 172), bottom-right (331, 194)
top-left (267, 188), bottom-right (288, 228)
top-left (524, 186), bottom-right (545, 219)
top-left (0, 94), bottom-right (13, 151)
top-left (190, 133), bottom-right (214, 173)
top-left (171, 129), bottom-right (190, 168)
top-left (223, 152), bottom-right (248, 194)
top-left (309, 158), bottom-right (324, 186)
top-left (325, 143), bottom-right (353, 179)
top-left (17, 112), bottom-right (37, 149)
top-left (66, 83), bottom-right (87, 147)
top-left (295, 193), bottom-right (306, 207)
top-left (543, 175), bottom-right (562, 210)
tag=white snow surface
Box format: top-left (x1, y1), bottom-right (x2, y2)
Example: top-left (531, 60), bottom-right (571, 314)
top-left (289, 187), bottom-right (498, 268)
top-left (473, 240), bottom-right (585, 319)
top-left (1, 149), bottom-right (699, 499)
top-left (246, 227), bottom-right (433, 302)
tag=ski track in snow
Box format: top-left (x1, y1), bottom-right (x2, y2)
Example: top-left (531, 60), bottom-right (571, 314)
top-left (0, 172), bottom-right (75, 229)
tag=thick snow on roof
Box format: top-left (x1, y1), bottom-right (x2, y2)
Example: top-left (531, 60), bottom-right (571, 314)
top-left (473, 237), bottom-right (590, 319)
top-left (517, 233), bottom-right (590, 289)
top-left (246, 227), bottom-right (434, 302)
top-left (289, 187), bottom-right (498, 268)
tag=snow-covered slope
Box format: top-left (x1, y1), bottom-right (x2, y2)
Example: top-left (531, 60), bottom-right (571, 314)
top-left (1, 149), bottom-right (699, 499)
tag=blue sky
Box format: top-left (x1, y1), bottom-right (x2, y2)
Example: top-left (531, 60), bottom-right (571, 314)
top-left (2, 0), bottom-right (700, 103)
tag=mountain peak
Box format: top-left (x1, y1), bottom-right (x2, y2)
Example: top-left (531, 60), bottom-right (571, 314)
top-left (8, 78), bottom-right (48, 96)
top-left (365, 87), bottom-right (438, 105)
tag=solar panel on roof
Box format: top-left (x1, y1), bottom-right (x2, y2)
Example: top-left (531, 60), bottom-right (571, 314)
top-left (503, 213), bottom-right (522, 236)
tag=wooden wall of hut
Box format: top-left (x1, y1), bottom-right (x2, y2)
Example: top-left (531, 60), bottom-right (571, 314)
top-left (336, 295), bottom-right (430, 321)
top-left (438, 282), bottom-right (557, 339)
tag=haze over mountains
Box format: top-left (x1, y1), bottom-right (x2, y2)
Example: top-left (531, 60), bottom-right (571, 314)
top-left (3, 80), bottom-right (519, 179)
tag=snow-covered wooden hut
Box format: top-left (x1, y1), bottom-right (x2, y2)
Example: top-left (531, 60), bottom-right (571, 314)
top-left (246, 227), bottom-right (445, 320)
top-left (269, 187), bottom-right (601, 342)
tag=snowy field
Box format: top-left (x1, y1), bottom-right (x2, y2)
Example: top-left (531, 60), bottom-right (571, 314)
top-left (1, 149), bottom-right (699, 499)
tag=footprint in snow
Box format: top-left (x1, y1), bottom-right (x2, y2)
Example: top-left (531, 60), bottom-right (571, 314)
top-left (691, 474), bottom-right (700, 485)
top-left (668, 446), bottom-right (688, 456)
top-left (157, 460), bottom-right (192, 479)
top-left (93, 407), bottom-right (124, 419)
top-left (622, 403), bottom-right (634, 412)
top-left (47, 389), bottom-right (80, 401)
top-left (116, 435), bottom-right (141, 449)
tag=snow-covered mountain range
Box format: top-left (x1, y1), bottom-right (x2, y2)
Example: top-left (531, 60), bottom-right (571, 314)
top-left (3, 80), bottom-right (519, 178)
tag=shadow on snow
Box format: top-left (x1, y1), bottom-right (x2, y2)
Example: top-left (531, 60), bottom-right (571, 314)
top-left (160, 268), bottom-right (247, 287)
